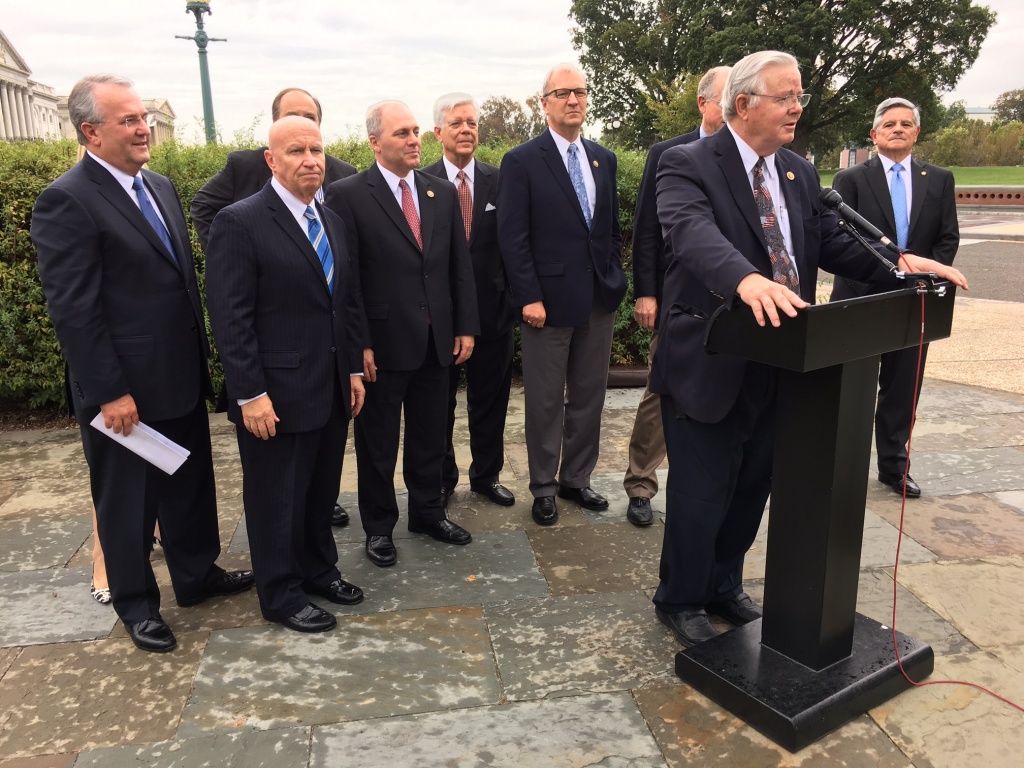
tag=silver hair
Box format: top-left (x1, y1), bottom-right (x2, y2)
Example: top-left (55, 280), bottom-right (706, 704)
top-left (697, 66), bottom-right (731, 101)
top-left (722, 51), bottom-right (799, 120)
top-left (433, 93), bottom-right (477, 128)
top-left (68, 74), bottom-right (134, 145)
top-left (873, 97), bottom-right (921, 130)
top-left (365, 100), bottom-right (409, 138)
top-left (541, 63), bottom-right (585, 96)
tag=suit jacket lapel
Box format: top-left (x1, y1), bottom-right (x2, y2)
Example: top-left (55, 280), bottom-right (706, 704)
top-left (865, 156), bottom-right (898, 235)
top-left (367, 164), bottom-right (423, 252)
top-left (715, 131), bottom-right (765, 247)
top-left (538, 132), bottom-right (589, 229)
top-left (414, 170), bottom-right (435, 255)
top-left (581, 139), bottom-right (604, 226)
top-left (471, 159), bottom-right (494, 247)
top-left (264, 185), bottom-right (332, 297)
top-left (908, 158), bottom-right (928, 237)
top-left (143, 171), bottom-right (190, 276)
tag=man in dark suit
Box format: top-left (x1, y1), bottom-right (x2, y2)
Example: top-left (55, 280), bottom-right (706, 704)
top-left (205, 116), bottom-right (367, 633)
top-left (423, 93), bottom-right (515, 508)
top-left (649, 51), bottom-right (968, 648)
top-left (191, 88), bottom-right (357, 528)
top-left (325, 101), bottom-right (479, 568)
top-left (623, 65), bottom-right (730, 528)
top-left (830, 97), bottom-right (959, 498)
top-left (497, 64), bottom-right (627, 527)
top-left (31, 74), bottom-right (253, 653)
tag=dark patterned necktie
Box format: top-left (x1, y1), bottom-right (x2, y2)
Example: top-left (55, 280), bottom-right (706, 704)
top-left (456, 170), bottom-right (472, 241)
top-left (752, 157), bottom-right (799, 292)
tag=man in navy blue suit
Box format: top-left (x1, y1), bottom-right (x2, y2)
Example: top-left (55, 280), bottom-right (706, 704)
top-left (649, 51), bottom-right (968, 648)
top-left (497, 64), bottom-right (627, 527)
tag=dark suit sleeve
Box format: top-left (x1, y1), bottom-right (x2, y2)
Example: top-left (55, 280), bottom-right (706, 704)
top-left (205, 207), bottom-right (266, 400)
top-left (496, 151), bottom-right (542, 308)
top-left (632, 145), bottom-right (663, 299)
top-left (930, 170), bottom-right (959, 265)
top-left (323, 181), bottom-right (370, 350)
top-left (190, 155), bottom-right (240, 251)
top-left (31, 185), bottom-right (130, 405)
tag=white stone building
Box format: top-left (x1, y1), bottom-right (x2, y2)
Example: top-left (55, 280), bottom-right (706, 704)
top-left (0, 30), bottom-right (61, 141)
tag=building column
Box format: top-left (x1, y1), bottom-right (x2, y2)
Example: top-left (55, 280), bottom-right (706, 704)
top-left (0, 83), bottom-right (13, 139)
top-left (18, 87), bottom-right (32, 138)
top-left (13, 85), bottom-right (27, 138)
top-left (27, 93), bottom-right (38, 138)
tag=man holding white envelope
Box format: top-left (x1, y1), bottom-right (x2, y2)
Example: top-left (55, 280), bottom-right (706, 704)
top-left (31, 74), bottom-right (253, 653)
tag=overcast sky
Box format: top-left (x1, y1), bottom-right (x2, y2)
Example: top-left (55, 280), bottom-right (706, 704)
top-left (3, 0), bottom-right (1020, 143)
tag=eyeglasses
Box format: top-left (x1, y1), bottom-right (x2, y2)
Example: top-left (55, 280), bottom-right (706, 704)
top-left (93, 115), bottom-right (148, 129)
top-left (749, 92), bottom-right (811, 108)
top-left (543, 88), bottom-right (589, 100)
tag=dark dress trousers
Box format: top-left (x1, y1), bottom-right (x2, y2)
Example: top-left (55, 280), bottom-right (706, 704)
top-left (324, 164), bottom-right (478, 535)
top-left (205, 182), bottom-right (366, 621)
top-left (422, 158), bottom-right (515, 490)
top-left (623, 126), bottom-right (701, 500)
top-left (830, 156), bottom-right (959, 477)
top-left (190, 148), bottom-right (357, 249)
top-left (31, 154), bottom-right (224, 624)
top-left (648, 128), bottom-right (904, 611)
top-left (497, 130), bottom-right (627, 497)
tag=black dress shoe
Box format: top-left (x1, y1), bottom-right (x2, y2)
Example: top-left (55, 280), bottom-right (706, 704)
top-left (408, 518), bottom-right (472, 545)
top-left (655, 608), bottom-right (720, 648)
top-left (557, 485), bottom-right (609, 511)
top-left (366, 535), bottom-right (397, 567)
top-left (531, 496), bottom-right (558, 526)
top-left (331, 504), bottom-right (350, 527)
top-left (275, 603), bottom-right (336, 633)
top-left (878, 471), bottom-right (921, 498)
top-left (125, 617), bottom-right (177, 653)
top-left (706, 592), bottom-right (763, 625)
top-left (626, 496), bottom-right (654, 526)
top-left (306, 578), bottom-right (364, 606)
top-left (470, 481), bottom-right (516, 507)
top-left (177, 569), bottom-right (255, 607)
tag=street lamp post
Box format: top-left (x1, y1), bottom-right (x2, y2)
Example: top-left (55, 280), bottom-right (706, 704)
top-left (604, 113), bottom-right (622, 144)
top-left (176, 2), bottom-right (225, 144)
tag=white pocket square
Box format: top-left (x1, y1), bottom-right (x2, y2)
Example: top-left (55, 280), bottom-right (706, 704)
top-left (485, 203), bottom-right (497, 211)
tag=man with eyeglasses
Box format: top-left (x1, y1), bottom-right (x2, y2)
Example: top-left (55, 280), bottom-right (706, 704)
top-left (830, 97), bottom-right (958, 499)
top-left (497, 64), bottom-right (627, 527)
top-left (423, 93), bottom-right (516, 509)
top-left (623, 65), bottom-right (731, 528)
top-left (648, 51), bottom-right (967, 648)
top-left (31, 74), bottom-right (254, 653)
top-left (190, 87), bottom-right (357, 529)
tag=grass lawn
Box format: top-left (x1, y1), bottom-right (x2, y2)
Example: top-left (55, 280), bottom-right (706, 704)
top-left (819, 166), bottom-right (1024, 187)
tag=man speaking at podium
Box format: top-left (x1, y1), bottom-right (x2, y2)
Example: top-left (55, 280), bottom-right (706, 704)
top-left (648, 51), bottom-right (967, 648)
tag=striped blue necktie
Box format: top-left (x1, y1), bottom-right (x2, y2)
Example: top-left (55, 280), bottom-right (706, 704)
top-left (567, 143), bottom-right (592, 228)
top-left (891, 162), bottom-right (909, 249)
top-left (132, 176), bottom-right (178, 264)
top-left (303, 205), bottom-right (334, 293)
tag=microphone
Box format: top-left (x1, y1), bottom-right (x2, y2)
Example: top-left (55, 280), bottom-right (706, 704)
top-left (818, 188), bottom-right (902, 255)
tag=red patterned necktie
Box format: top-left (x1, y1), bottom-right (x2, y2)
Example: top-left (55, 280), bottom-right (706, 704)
top-left (456, 170), bottom-right (472, 241)
top-left (752, 157), bottom-right (800, 292)
top-left (398, 179), bottom-right (422, 250)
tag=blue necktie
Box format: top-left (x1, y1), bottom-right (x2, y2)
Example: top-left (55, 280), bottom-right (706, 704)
top-left (132, 176), bottom-right (177, 264)
top-left (304, 205), bottom-right (334, 293)
top-left (567, 144), bottom-right (592, 228)
top-left (891, 162), bottom-right (909, 249)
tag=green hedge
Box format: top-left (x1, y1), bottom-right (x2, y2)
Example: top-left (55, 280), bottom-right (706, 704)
top-left (0, 137), bottom-right (650, 411)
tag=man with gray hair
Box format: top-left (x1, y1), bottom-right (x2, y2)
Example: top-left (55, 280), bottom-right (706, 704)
top-left (423, 93), bottom-right (516, 508)
top-left (31, 74), bottom-right (253, 653)
top-left (324, 101), bottom-right (478, 567)
top-left (623, 65), bottom-right (730, 528)
top-left (830, 97), bottom-right (959, 498)
top-left (649, 52), bottom-right (967, 647)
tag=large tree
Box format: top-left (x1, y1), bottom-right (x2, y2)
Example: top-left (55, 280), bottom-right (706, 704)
top-left (570, 0), bottom-right (995, 155)
top-left (993, 88), bottom-right (1024, 124)
top-left (478, 96), bottom-right (547, 146)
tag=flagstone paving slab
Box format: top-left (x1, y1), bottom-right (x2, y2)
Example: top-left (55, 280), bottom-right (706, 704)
top-left (634, 683), bottom-right (913, 768)
top-left (0, 568), bottom-right (117, 647)
top-left (866, 493), bottom-right (1024, 559)
top-left (485, 591), bottom-right (678, 701)
top-left (177, 605), bottom-right (499, 737)
top-left (990, 489), bottom-right (1024, 514)
top-left (0, 648), bottom-right (18, 678)
top-left (895, 555), bottom-right (1024, 650)
top-left (881, 447), bottom-right (1024, 496)
top-left (871, 645), bottom-right (1024, 768)
top-left (909, 411), bottom-right (1024, 452)
top-left (0, 474), bottom-right (91, 521)
top-left (0, 481), bottom-right (18, 507)
top-left (0, 509), bottom-right (91, 572)
top-left (0, 633), bottom-right (207, 759)
top-left (0, 755), bottom-right (76, 768)
top-left (312, 692), bottom-right (666, 767)
top-left (0, 431), bottom-right (83, 480)
top-left (528, 520), bottom-right (663, 596)
top-left (916, 380), bottom-right (1024, 416)
top-left (74, 728), bottom-right (312, 768)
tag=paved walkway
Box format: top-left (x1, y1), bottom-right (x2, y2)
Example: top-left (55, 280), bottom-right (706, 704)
top-left (1, 230), bottom-right (1023, 766)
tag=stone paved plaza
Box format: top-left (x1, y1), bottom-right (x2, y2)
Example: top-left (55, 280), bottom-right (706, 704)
top-left (1, 227), bottom-right (1023, 767)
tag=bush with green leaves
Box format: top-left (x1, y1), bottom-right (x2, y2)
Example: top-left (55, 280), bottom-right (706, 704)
top-left (0, 136), bottom-right (652, 411)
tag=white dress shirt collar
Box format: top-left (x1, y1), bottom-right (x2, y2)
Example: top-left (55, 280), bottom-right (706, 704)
top-left (376, 162), bottom-right (420, 216)
top-left (271, 177), bottom-right (317, 232)
top-left (442, 155), bottom-right (474, 185)
top-left (87, 151), bottom-right (137, 195)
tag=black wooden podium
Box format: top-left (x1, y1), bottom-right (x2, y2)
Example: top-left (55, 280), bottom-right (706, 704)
top-left (672, 284), bottom-right (956, 751)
